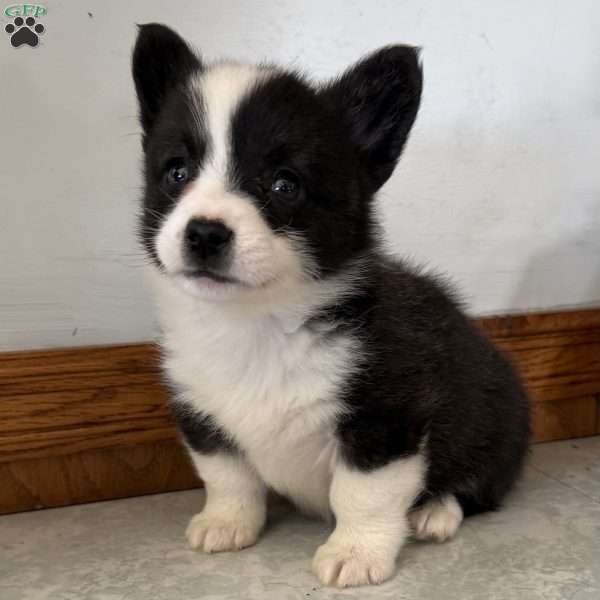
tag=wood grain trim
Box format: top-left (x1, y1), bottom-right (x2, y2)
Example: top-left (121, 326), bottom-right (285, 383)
top-left (1, 307), bottom-right (599, 514)
top-left (0, 343), bottom-right (171, 463)
top-left (0, 440), bottom-right (198, 515)
top-left (479, 308), bottom-right (600, 337)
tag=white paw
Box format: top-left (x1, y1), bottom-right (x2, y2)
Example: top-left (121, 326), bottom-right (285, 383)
top-left (409, 495), bottom-right (463, 542)
top-left (186, 512), bottom-right (261, 553)
top-left (313, 542), bottom-right (395, 588)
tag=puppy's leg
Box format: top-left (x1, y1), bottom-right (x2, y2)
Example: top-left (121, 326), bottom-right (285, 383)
top-left (186, 451), bottom-right (267, 553)
top-left (313, 453), bottom-right (426, 588)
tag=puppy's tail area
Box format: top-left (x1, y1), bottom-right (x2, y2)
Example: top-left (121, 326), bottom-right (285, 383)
top-left (455, 494), bottom-right (499, 518)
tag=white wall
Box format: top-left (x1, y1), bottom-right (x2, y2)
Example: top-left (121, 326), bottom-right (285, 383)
top-left (1, 0), bottom-right (599, 351)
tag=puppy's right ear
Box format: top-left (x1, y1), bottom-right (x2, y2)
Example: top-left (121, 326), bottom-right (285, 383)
top-left (132, 24), bottom-right (202, 133)
top-left (322, 46), bottom-right (422, 194)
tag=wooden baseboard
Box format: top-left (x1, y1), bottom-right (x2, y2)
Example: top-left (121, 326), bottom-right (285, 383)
top-left (481, 309), bottom-right (600, 440)
top-left (0, 441), bottom-right (197, 515)
top-left (1, 308), bottom-right (599, 514)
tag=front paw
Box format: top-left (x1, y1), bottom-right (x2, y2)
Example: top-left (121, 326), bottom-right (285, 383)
top-left (312, 541), bottom-right (395, 587)
top-left (186, 511), bottom-right (262, 553)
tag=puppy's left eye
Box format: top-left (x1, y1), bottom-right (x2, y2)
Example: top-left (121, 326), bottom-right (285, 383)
top-left (271, 169), bottom-right (301, 200)
top-left (166, 160), bottom-right (189, 185)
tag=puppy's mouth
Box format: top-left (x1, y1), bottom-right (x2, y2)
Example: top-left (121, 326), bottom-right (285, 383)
top-left (181, 268), bottom-right (240, 285)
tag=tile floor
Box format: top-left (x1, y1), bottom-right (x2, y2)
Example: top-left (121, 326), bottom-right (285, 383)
top-left (1, 438), bottom-right (600, 600)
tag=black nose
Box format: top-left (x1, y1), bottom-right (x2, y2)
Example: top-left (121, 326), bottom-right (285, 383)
top-left (184, 219), bottom-right (233, 261)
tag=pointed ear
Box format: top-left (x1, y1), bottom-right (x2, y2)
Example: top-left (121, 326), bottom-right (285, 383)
top-left (132, 24), bottom-right (202, 133)
top-left (323, 46), bottom-right (422, 192)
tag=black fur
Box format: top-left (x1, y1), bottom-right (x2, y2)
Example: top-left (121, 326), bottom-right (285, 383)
top-left (322, 258), bottom-right (530, 514)
top-left (170, 402), bottom-right (236, 455)
top-left (231, 71), bottom-right (373, 275)
top-left (321, 45), bottom-right (422, 193)
top-left (133, 24), bottom-right (530, 517)
top-left (132, 23), bottom-right (202, 137)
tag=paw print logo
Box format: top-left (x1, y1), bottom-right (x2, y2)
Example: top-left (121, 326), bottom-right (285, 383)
top-left (5, 16), bottom-right (45, 48)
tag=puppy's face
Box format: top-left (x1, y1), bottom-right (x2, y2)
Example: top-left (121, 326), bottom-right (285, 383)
top-left (133, 25), bottom-right (422, 302)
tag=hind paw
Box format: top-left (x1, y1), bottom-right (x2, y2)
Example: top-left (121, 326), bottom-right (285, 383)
top-left (409, 495), bottom-right (463, 542)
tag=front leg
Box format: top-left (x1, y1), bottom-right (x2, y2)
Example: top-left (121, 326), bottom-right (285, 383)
top-left (172, 404), bottom-right (267, 553)
top-left (186, 450), bottom-right (267, 553)
top-left (313, 453), bottom-right (426, 587)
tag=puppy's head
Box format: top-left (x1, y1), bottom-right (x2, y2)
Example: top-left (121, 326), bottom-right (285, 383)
top-left (133, 24), bottom-right (421, 302)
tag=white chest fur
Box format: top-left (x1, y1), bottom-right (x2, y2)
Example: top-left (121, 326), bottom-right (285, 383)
top-left (152, 275), bottom-right (360, 517)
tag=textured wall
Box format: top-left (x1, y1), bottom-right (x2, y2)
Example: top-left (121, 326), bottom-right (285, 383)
top-left (1, 0), bottom-right (599, 350)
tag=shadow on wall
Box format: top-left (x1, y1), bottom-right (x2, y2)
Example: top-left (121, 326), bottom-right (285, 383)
top-left (510, 200), bottom-right (600, 313)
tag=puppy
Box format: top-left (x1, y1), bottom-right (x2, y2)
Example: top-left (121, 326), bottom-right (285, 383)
top-left (132, 24), bottom-right (530, 588)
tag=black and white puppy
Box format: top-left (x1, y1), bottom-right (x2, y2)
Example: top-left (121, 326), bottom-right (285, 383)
top-left (132, 24), bottom-right (530, 588)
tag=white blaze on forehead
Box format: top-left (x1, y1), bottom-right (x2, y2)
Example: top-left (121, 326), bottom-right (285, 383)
top-left (192, 63), bottom-right (266, 178)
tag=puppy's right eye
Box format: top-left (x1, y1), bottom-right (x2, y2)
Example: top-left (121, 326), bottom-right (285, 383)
top-left (271, 169), bottom-right (301, 201)
top-left (166, 160), bottom-right (189, 185)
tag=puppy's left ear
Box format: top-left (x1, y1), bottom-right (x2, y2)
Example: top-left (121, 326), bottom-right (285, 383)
top-left (132, 24), bottom-right (202, 134)
top-left (323, 46), bottom-right (422, 193)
